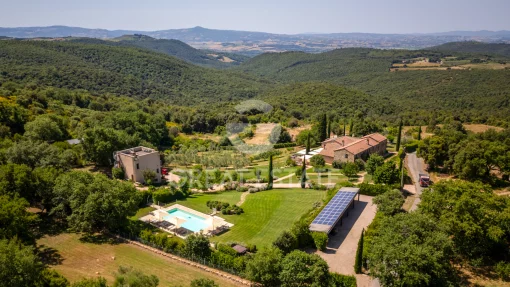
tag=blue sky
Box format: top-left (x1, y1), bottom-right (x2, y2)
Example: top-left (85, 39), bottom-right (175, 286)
top-left (1, 0), bottom-right (509, 34)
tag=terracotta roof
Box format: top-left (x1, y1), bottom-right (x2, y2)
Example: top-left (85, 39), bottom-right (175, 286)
top-left (319, 136), bottom-right (358, 158)
top-left (362, 133), bottom-right (386, 143)
top-left (343, 140), bottom-right (372, 155)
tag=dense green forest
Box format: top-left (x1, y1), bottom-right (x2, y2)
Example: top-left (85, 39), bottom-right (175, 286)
top-left (70, 34), bottom-right (249, 68)
top-left (431, 41), bottom-right (510, 58)
top-left (236, 48), bottom-right (510, 126)
top-left (0, 40), bottom-right (267, 105)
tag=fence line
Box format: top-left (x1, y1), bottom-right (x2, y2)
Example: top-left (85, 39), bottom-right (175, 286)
top-left (115, 233), bottom-right (254, 286)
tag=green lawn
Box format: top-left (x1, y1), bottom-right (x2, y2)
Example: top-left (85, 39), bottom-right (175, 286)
top-left (171, 191), bottom-right (242, 214)
top-left (177, 189), bottom-right (326, 248)
top-left (37, 233), bottom-right (238, 287)
top-left (131, 206), bottom-right (156, 220)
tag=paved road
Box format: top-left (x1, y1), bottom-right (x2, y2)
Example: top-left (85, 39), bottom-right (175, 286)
top-left (406, 152), bottom-right (426, 211)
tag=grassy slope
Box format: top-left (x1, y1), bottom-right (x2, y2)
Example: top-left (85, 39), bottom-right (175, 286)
top-left (37, 233), bottom-right (238, 287)
top-left (172, 191), bottom-right (242, 214)
top-left (178, 189), bottom-right (326, 248)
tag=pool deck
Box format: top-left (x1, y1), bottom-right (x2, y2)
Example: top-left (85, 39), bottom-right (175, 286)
top-left (139, 204), bottom-right (233, 238)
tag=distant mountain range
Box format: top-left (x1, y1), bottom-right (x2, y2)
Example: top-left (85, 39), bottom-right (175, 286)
top-left (1, 25), bottom-right (510, 55)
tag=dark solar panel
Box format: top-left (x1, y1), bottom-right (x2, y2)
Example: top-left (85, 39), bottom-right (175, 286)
top-left (311, 189), bottom-right (358, 226)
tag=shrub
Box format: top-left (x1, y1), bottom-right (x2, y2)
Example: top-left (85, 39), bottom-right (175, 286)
top-left (496, 262), bottom-right (510, 281)
top-left (354, 159), bottom-right (365, 171)
top-left (404, 140), bottom-right (420, 153)
top-left (343, 162), bottom-right (359, 178)
top-left (329, 273), bottom-right (357, 287)
top-left (357, 183), bottom-right (396, 196)
top-left (290, 220), bottom-right (313, 248)
top-left (365, 154), bottom-right (384, 175)
top-left (354, 229), bottom-right (364, 274)
top-left (273, 231), bottom-right (298, 254)
top-left (311, 232), bottom-right (328, 251)
top-left (190, 278), bottom-right (219, 287)
top-left (332, 160), bottom-right (345, 169)
top-left (236, 186), bottom-right (248, 192)
top-left (112, 167), bottom-right (125, 179)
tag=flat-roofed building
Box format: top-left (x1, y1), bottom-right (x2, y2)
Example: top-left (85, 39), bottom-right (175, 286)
top-left (114, 146), bottom-right (162, 184)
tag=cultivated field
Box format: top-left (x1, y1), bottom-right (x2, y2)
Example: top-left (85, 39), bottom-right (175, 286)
top-left (177, 188), bottom-right (326, 248)
top-left (37, 233), bottom-right (238, 287)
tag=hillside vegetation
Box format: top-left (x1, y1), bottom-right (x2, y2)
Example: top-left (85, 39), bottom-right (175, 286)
top-left (71, 35), bottom-right (249, 68)
top-left (0, 40), bottom-right (267, 105)
top-left (431, 41), bottom-right (510, 58)
top-left (237, 48), bottom-right (510, 125)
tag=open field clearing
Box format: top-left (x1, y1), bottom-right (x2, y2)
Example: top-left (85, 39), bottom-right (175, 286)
top-left (37, 233), bottom-right (238, 287)
top-left (177, 188), bottom-right (326, 248)
top-left (287, 124), bottom-right (312, 140)
top-left (463, 124), bottom-right (505, 133)
top-left (244, 123), bottom-right (277, 145)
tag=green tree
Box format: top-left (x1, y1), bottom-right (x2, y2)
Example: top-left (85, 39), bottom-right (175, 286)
top-left (310, 154), bottom-right (325, 170)
top-left (417, 126), bottom-right (422, 140)
top-left (306, 132), bottom-right (311, 155)
top-left (0, 239), bottom-right (45, 287)
top-left (72, 278), bottom-right (108, 287)
top-left (367, 213), bottom-right (457, 287)
top-left (82, 127), bottom-right (139, 166)
top-left (279, 250), bottom-right (330, 287)
top-left (112, 167), bottom-right (125, 180)
top-left (343, 120), bottom-right (346, 136)
top-left (113, 266), bottom-right (159, 287)
top-left (349, 119), bottom-right (354, 136)
top-left (373, 189), bottom-right (404, 216)
top-left (0, 163), bottom-right (34, 201)
top-left (190, 278), bottom-right (219, 287)
top-left (245, 248), bottom-right (283, 287)
top-left (319, 114), bottom-right (328, 142)
top-left (267, 154), bottom-right (273, 190)
top-left (327, 119), bottom-right (331, 138)
top-left (354, 229), bottom-right (364, 274)
top-left (301, 155), bottom-right (307, 189)
top-left (373, 162), bottom-right (400, 185)
top-left (183, 234), bottom-right (211, 259)
top-left (0, 195), bottom-right (39, 243)
top-left (420, 180), bottom-right (510, 260)
top-left (273, 230), bottom-right (297, 254)
top-left (342, 162), bottom-right (359, 178)
top-left (24, 116), bottom-right (65, 142)
top-left (365, 154), bottom-right (384, 175)
top-left (40, 269), bottom-right (70, 287)
top-left (396, 120), bottom-right (403, 152)
top-left (142, 169), bottom-right (157, 186)
top-left (51, 171), bottom-right (139, 234)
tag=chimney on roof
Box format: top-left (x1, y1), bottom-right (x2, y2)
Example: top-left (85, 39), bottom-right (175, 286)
top-left (342, 140), bottom-right (345, 146)
top-left (366, 138), bottom-right (369, 145)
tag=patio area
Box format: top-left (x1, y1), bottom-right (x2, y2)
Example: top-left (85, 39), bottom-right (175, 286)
top-left (139, 204), bottom-right (233, 239)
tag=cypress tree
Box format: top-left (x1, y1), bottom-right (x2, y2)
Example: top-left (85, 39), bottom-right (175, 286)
top-left (319, 114), bottom-right (328, 142)
top-left (396, 120), bottom-right (403, 151)
top-left (354, 228), bottom-right (364, 274)
top-left (349, 120), bottom-right (354, 136)
top-left (267, 154), bottom-right (273, 190)
top-left (306, 132), bottom-right (311, 155)
top-left (343, 120), bottom-right (346, 136)
top-left (327, 119), bottom-right (331, 139)
top-left (417, 126), bottom-right (422, 140)
top-left (301, 155), bottom-right (307, 188)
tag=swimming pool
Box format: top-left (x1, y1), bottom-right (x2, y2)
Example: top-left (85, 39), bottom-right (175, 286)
top-left (163, 208), bottom-right (209, 232)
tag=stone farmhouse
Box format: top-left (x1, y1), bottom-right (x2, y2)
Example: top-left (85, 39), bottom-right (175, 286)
top-left (319, 133), bottom-right (387, 164)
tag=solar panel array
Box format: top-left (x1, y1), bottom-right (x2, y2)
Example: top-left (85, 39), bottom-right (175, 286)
top-left (311, 190), bottom-right (357, 226)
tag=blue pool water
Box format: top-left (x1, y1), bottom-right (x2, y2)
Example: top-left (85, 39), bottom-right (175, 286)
top-left (163, 208), bottom-right (209, 232)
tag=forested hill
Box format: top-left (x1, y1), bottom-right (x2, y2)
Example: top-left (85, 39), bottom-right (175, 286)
top-left (236, 48), bottom-right (510, 125)
top-left (70, 35), bottom-right (250, 68)
top-left (431, 41), bottom-right (510, 58)
top-left (0, 40), bottom-right (268, 105)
